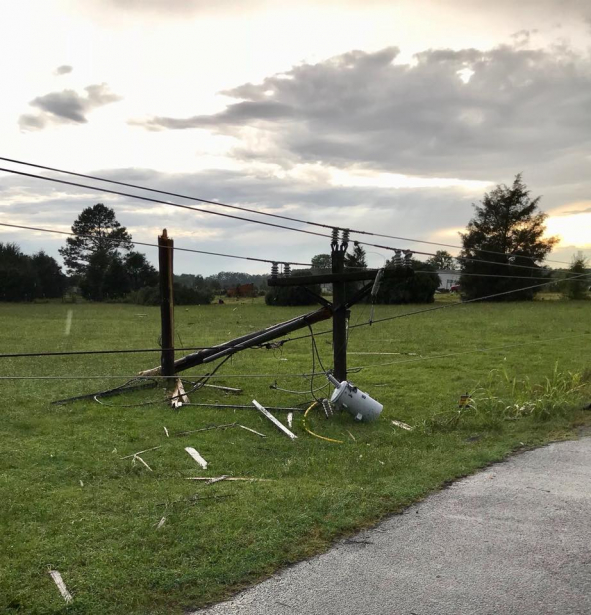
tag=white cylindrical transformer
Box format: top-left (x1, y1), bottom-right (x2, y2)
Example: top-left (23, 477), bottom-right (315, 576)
top-left (328, 377), bottom-right (383, 422)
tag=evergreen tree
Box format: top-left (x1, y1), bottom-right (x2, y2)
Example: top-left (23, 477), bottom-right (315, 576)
top-left (459, 175), bottom-right (557, 301)
top-left (59, 204), bottom-right (133, 300)
top-left (59, 203), bottom-right (133, 275)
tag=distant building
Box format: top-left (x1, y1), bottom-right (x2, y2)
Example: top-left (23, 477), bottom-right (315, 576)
top-left (437, 272), bottom-right (460, 290)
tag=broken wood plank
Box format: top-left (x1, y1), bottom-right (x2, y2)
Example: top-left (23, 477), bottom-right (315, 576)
top-left (48, 570), bottom-right (73, 603)
top-left (252, 399), bottom-right (297, 440)
top-left (185, 447), bottom-right (208, 469)
top-left (287, 412), bottom-right (293, 428)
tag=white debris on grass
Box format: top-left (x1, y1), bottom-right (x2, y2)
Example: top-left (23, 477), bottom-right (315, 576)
top-left (185, 447), bottom-right (208, 469)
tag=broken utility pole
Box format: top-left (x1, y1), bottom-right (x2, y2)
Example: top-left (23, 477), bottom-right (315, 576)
top-left (331, 229), bottom-right (348, 381)
top-left (139, 229), bottom-right (413, 381)
top-left (159, 229), bottom-right (175, 385)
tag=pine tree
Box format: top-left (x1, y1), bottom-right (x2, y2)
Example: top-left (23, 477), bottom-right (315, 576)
top-left (459, 175), bottom-right (557, 301)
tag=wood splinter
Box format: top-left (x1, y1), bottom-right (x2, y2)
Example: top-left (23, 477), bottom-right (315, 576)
top-left (48, 570), bottom-right (73, 603)
top-left (170, 378), bottom-right (189, 409)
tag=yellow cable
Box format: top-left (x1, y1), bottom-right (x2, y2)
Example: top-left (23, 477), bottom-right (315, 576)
top-left (303, 401), bottom-right (344, 444)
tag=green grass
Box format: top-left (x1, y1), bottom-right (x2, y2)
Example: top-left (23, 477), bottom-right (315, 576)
top-left (1, 299), bottom-right (590, 614)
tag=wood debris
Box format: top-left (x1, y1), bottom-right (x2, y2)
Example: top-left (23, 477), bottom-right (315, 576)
top-left (134, 455), bottom-right (153, 472)
top-left (174, 423), bottom-right (236, 437)
top-left (252, 400), bottom-right (297, 440)
top-left (48, 570), bottom-right (73, 603)
top-left (346, 430), bottom-right (356, 442)
top-left (391, 419), bottom-right (414, 431)
top-left (171, 379), bottom-right (189, 409)
top-left (120, 446), bottom-right (161, 460)
top-left (237, 424), bottom-right (266, 438)
top-left (156, 516), bottom-right (166, 530)
top-left (287, 412), bottom-right (293, 428)
top-left (163, 426), bottom-right (169, 437)
top-left (185, 447), bottom-right (208, 469)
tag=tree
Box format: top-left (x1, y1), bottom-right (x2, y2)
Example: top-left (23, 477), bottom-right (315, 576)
top-left (563, 253), bottom-right (589, 300)
top-left (59, 204), bottom-right (133, 276)
top-left (427, 250), bottom-right (456, 271)
top-left (0, 243), bottom-right (36, 301)
top-left (459, 175), bottom-right (558, 301)
top-left (374, 258), bottom-right (439, 304)
top-left (311, 254), bottom-right (331, 272)
top-left (124, 251), bottom-right (158, 291)
top-left (0, 243), bottom-right (66, 301)
top-left (265, 269), bottom-right (322, 306)
top-left (59, 204), bottom-right (133, 300)
top-left (345, 243), bottom-right (367, 269)
top-left (30, 251), bottom-right (67, 298)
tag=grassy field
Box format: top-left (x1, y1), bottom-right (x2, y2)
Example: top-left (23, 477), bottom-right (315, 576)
top-left (1, 298), bottom-right (590, 614)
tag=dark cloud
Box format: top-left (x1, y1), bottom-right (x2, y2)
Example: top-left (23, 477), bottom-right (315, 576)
top-left (19, 83), bottom-right (122, 131)
top-left (135, 44), bottom-right (591, 181)
top-left (54, 65), bottom-right (73, 75)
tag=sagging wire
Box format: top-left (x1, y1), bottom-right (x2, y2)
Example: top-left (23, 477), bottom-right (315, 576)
top-left (270, 382), bottom-right (329, 396)
top-left (308, 324), bottom-right (330, 403)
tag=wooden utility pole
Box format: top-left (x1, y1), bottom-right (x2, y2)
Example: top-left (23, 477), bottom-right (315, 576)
top-left (158, 229), bottom-right (175, 385)
top-left (331, 232), bottom-right (348, 381)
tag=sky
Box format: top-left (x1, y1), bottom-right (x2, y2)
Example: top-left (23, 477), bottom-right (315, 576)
top-left (1, 0), bottom-right (590, 275)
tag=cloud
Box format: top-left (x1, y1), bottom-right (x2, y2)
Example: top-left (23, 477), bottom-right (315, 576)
top-left (134, 44), bottom-right (591, 182)
top-left (54, 65), bottom-right (73, 75)
top-left (19, 83), bottom-right (122, 130)
top-left (97, 0), bottom-right (266, 16)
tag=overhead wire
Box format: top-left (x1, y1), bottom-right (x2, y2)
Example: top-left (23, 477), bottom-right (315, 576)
top-left (0, 166), bottom-right (561, 274)
top-left (278, 271), bottom-right (591, 345)
top-left (0, 221), bottom-right (311, 267)
top-left (349, 331), bottom-right (591, 371)
top-left (0, 155), bottom-right (572, 265)
top-left (1, 329), bottom-right (588, 381)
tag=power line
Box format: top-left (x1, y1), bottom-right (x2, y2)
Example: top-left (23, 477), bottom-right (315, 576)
top-left (0, 166), bottom-right (555, 273)
top-left (1, 329), bottom-right (588, 381)
top-left (0, 156), bottom-right (572, 266)
top-left (0, 222), bottom-right (312, 267)
top-left (280, 272), bottom-right (590, 344)
top-left (351, 331), bottom-right (591, 371)
top-left (0, 346), bottom-right (213, 359)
